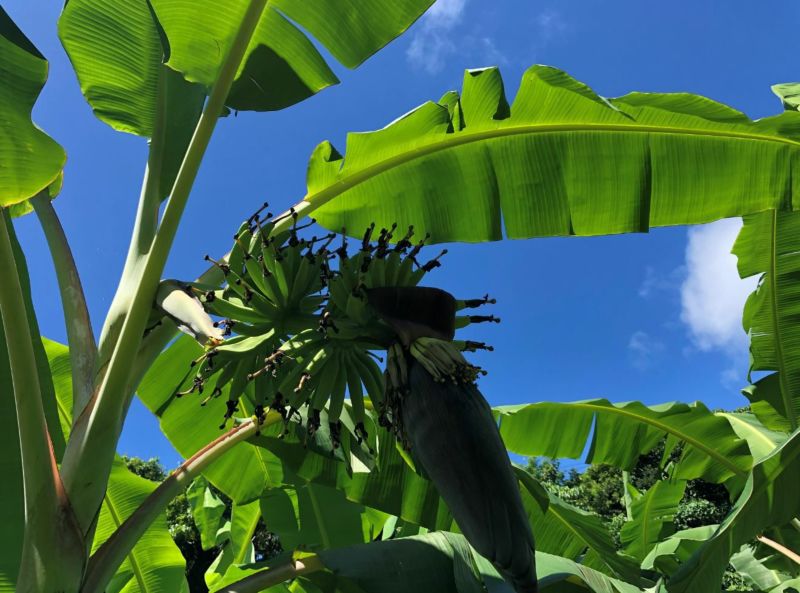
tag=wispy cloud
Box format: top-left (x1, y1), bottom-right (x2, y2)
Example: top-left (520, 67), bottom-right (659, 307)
top-left (628, 331), bottom-right (665, 370)
top-left (407, 0), bottom-right (467, 74)
top-left (680, 218), bottom-right (759, 384)
top-left (406, 0), bottom-right (512, 74)
top-left (535, 10), bottom-right (568, 43)
top-left (638, 265), bottom-right (685, 299)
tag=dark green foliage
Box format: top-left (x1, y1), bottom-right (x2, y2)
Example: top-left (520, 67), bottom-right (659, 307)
top-left (123, 456), bottom-right (280, 592)
top-left (526, 438), bottom-right (753, 592)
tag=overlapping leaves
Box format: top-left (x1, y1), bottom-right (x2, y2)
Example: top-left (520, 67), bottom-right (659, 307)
top-left (668, 428), bottom-right (800, 593)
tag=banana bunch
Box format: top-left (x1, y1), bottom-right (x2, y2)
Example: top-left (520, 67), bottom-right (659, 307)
top-left (169, 200), bottom-right (505, 458)
top-left (170, 207), bottom-right (455, 448)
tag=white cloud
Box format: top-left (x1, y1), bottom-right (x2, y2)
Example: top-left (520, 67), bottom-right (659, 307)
top-left (407, 0), bottom-right (467, 74)
top-left (406, 0), bottom-right (509, 74)
top-left (535, 10), bottom-right (568, 42)
top-left (628, 331), bottom-right (665, 370)
top-left (681, 219), bottom-right (757, 353)
top-left (426, 0), bottom-right (467, 28)
top-left (680, 218), bottom-right (759, 383)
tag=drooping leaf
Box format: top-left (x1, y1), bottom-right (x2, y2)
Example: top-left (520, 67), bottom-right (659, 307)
top-left (187, 477), bottom-right (227, 550)
top-left (306, 66), bottom-right (800, 243)
top-left (149, 0), bottom-right (433, 112)
top-left (59, 0), bottom-right (206, 200)
top-left (619, 481), bottom-right (686, 562)
top-left (717, 411), bottom-right (787, 461)
top-left (641, 525), bottom-right (717, 578)
top-left (730, 544), bottom-right (793, 591)
top-left (668, 428), bottom-right (800, 593)
top-left (734, 210), bottom-right (800, 432)
top-left (517, 469), bottom-right (641, 582)
top-left (495, 399), bottom-right (752, 485)
top-left (0, 8), bottom-right (65, 207)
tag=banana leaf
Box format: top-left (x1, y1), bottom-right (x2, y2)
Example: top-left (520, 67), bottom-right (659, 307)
top-left (668, 428), bottom-right (800, 593)
top-left (303, 65), bottom-right (800, 243)
top-left (495, 399), bottom-right (751, 485)
top-left (0, 8), bottom-right (64, 207)
top-left (734, 210), bottom-right (800, 432)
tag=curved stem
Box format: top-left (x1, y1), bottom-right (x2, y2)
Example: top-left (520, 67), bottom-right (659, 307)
top-left (82, 412), bottom-right (280, 593)
top-left (31, 192), bottom-right (96, 420)
top-left (757, 534), bottom-right (800, 566)
top-left (61, 0), bottom-right (269, 535)
top-left (216, 556), bottom-right (324, 593)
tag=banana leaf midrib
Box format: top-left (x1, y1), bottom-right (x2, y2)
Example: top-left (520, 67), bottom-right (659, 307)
top-left (303, 121), bottom-right (800, 209)
top-left (500, 401), bottom-right (748, 476)
top-left (102, 493), bottom-right (148, 592)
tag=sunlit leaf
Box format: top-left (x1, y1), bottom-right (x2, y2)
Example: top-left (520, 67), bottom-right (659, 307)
top-left (734, 210), bottom-right (800, 432)
top-left (307, 66), bottom-right (800, 243)
top-left (0, 8), bottom-right (64, 207)
top-left (668, 429), bottom-right (800, 593)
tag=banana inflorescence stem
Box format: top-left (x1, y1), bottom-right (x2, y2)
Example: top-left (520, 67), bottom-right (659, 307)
top-left (82, 413), bottom-right (279, 593)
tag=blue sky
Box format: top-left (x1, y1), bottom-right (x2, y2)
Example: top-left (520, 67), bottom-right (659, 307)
top-left (6, 0), bottom-right (797, 468)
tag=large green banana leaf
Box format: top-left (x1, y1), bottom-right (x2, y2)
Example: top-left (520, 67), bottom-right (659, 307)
top-left (734, 210), bottom-right (800, 432)
top-left (495, 399), bottom-right (751, 485)
top-left (149, 0), bottom-right (432, 112)
top-left (0, 8), bottom-right (65, 207)
top-left (59, 0), bottom-right (207, 201)
top-left (306, 65), bottom-right (800, 243)
top-left (667, 428), bottom-right (800, 593)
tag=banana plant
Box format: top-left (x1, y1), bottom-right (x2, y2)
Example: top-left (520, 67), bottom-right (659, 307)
top-left (3, 1), bottom-right (800, 592)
